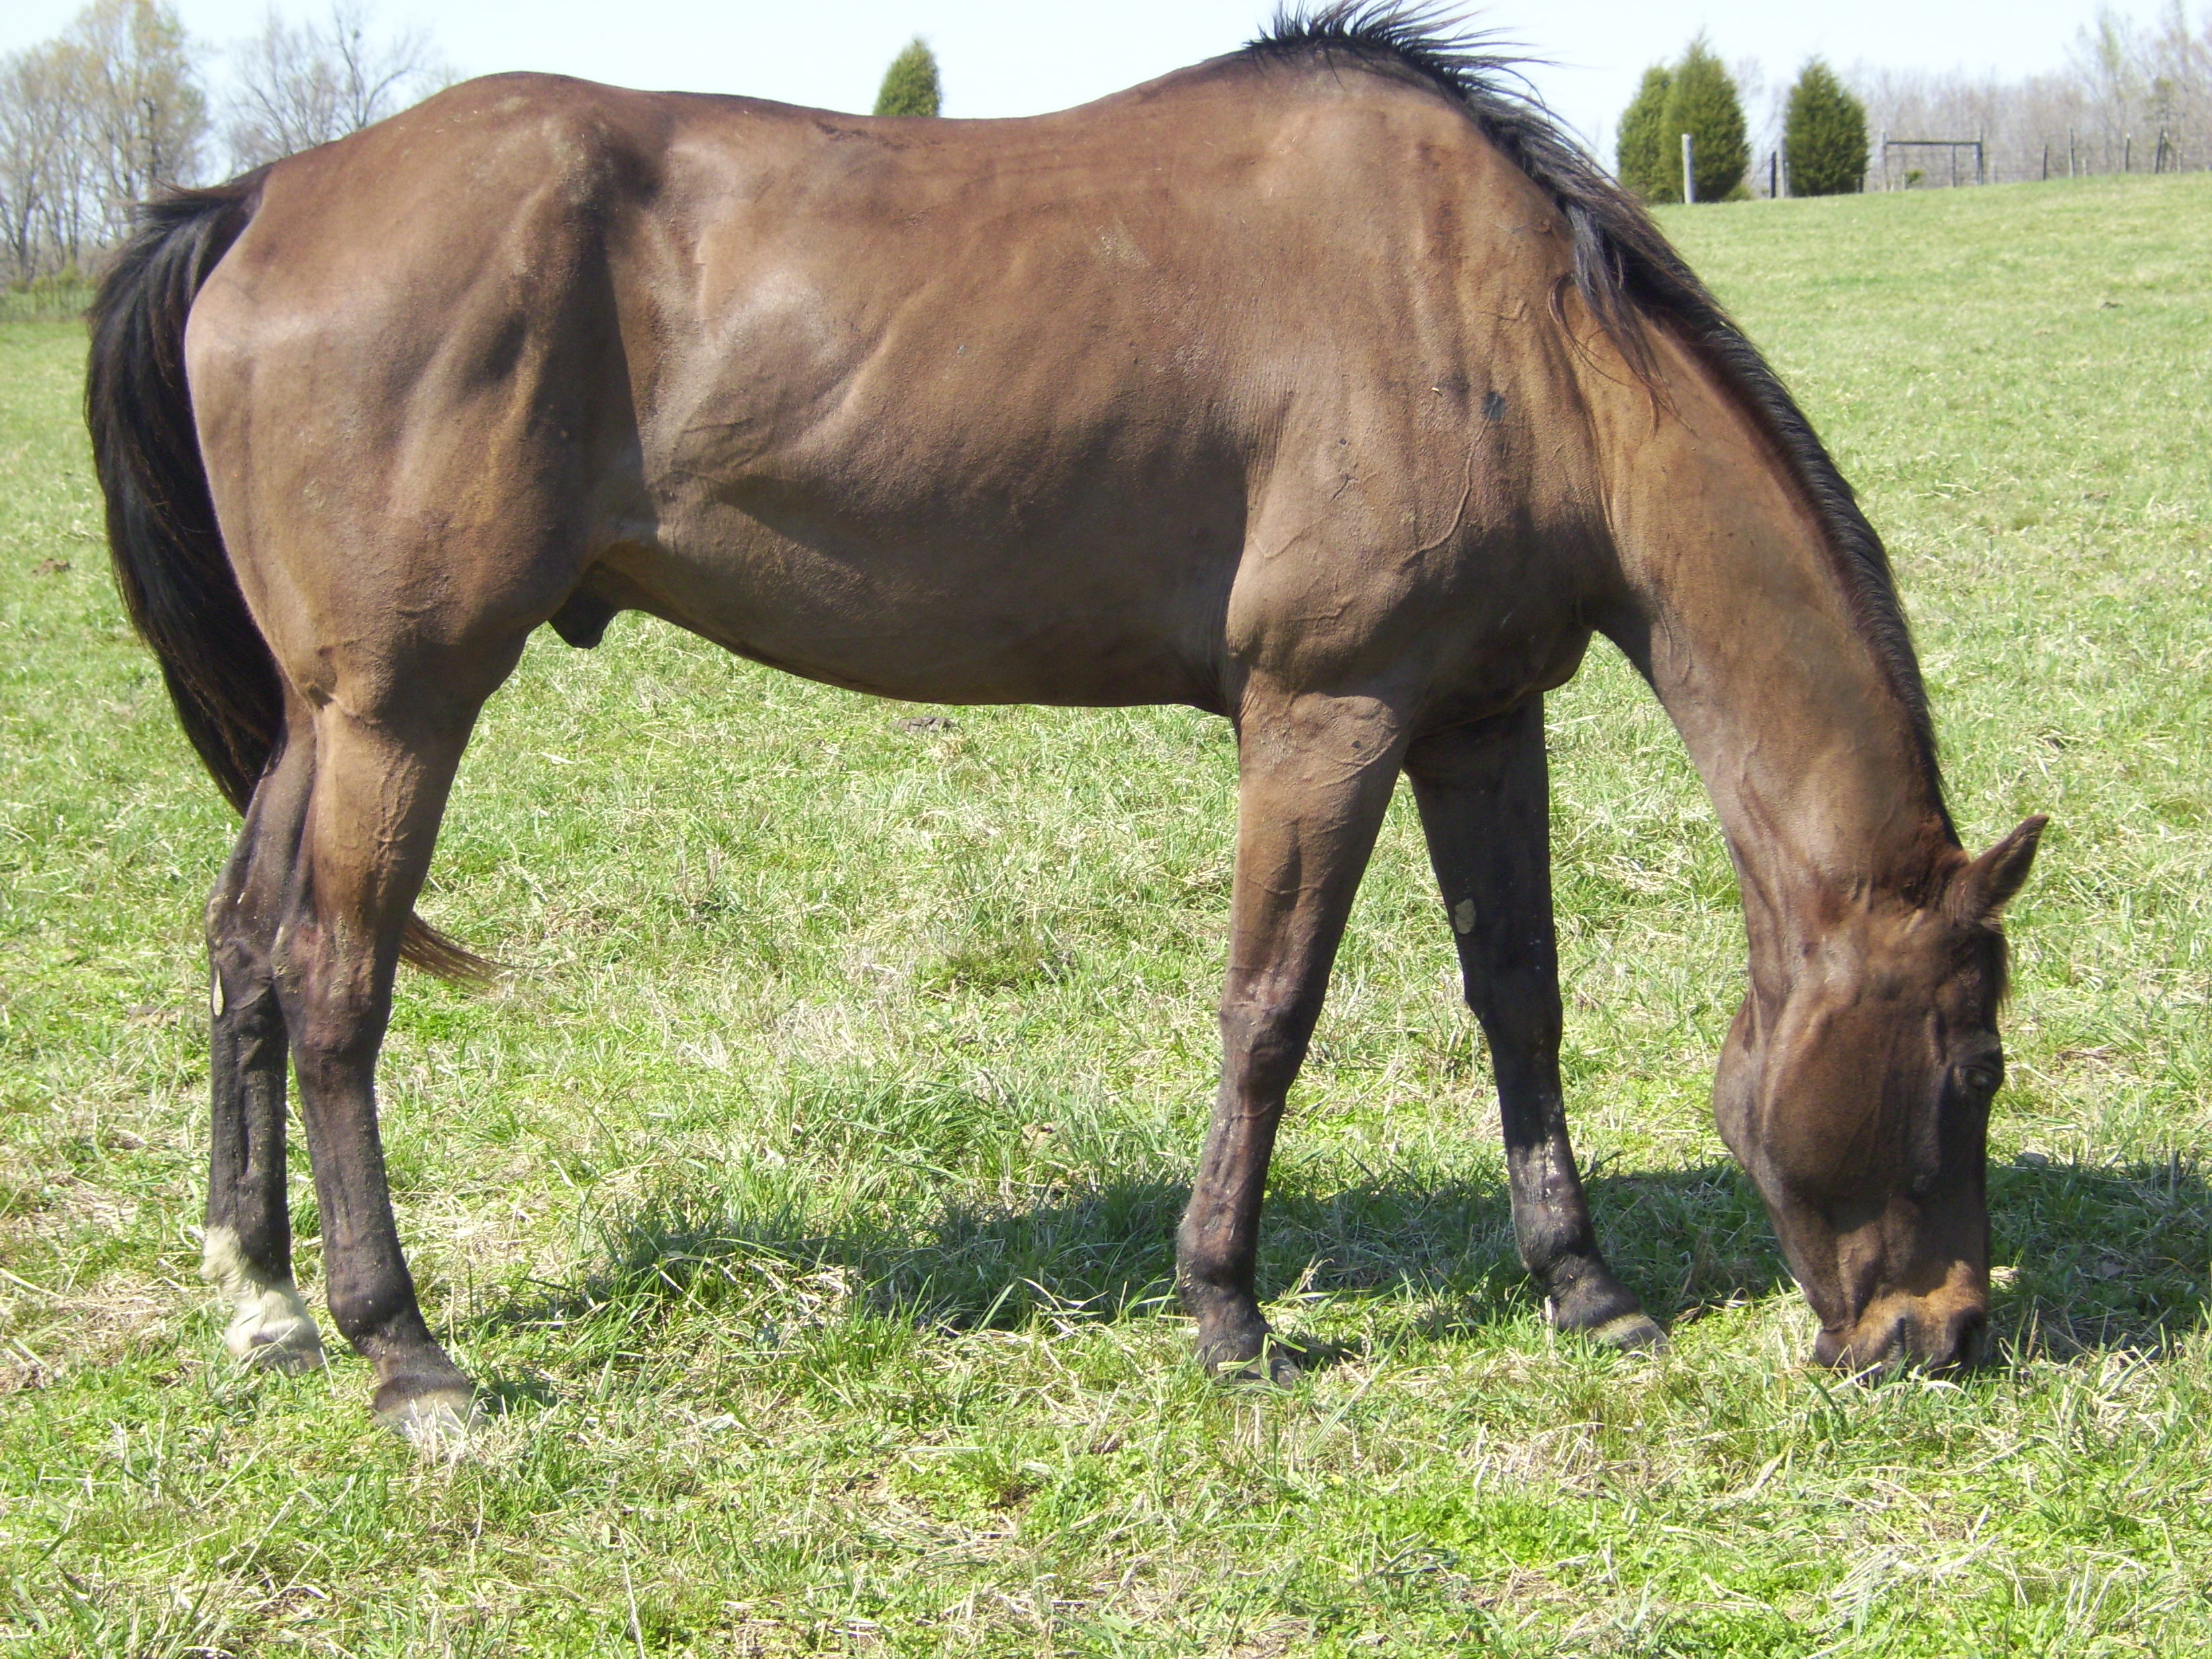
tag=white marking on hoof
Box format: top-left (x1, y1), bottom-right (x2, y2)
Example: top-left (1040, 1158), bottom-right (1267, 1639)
top-left (201, 1225), bottom-right (325, 1373)
top-left (1452, 899), bottom-right (1477, 934)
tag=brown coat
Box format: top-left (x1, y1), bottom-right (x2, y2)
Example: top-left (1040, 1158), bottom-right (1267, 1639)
top-left (87, 7), bottom-right (2040, 1437)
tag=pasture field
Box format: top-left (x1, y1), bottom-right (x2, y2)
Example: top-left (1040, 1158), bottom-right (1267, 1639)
top-left (3, 172), bottom-right (2210, 1656)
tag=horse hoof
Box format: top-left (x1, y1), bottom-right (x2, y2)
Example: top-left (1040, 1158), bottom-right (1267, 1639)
top-left (1548, 1291), bottom-right (1663, 1354)
top-left (1546, 1278), bottom-right (1669, 1355)
top-left (1198, 1331), bottom-right (1310, 1387)
top-left (223, 1295), bottom-right (326, 1374)
top-left (374, 1378), bottom-right (482, 1449)
top-left (1584, 1311), bottom-right (1669, 1353)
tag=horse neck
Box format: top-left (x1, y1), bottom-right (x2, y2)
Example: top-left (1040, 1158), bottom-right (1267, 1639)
top-left (1582, 333), bottom-right (1956, 999)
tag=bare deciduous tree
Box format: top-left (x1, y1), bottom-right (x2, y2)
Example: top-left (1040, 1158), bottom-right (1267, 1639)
top-left (225, 2), bottom-right (454, 170)
top-left (61, 0), bottom-right (211, 240)
top-left (0, 0), bottom-right (207, 283)
top-left (2129, 0), bottom-right (2212, 165)
top-left (1, 0), bottom-right (469, 287)
top-left (1853, 2), bottom-right (2212, 185)
top-left (0, 46), bottom-right (84, 281)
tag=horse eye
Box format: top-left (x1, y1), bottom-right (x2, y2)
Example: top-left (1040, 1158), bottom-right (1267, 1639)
top-left (1956, 1062), bottom-right (2001, 1097)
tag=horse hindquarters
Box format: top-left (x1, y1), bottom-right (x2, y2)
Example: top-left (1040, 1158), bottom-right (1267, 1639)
top-left (170, 109), bottom-right (649, 1430)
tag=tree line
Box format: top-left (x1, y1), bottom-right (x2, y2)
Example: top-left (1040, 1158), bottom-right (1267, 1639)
top-left (10, 3), bottom-right (2200, 293)
top-left (0, 0), bottom-right (448, 287)
top-left (1858, 3), bottom-right (2211, 187)
top-left (1618, 2), bottom-right (2212, 202)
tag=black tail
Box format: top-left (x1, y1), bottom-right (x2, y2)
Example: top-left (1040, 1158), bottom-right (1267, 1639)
top-left (85, 177), bottom-right (490, 983)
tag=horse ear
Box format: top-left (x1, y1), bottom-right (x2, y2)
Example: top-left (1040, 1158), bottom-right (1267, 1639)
top-left (1949, 815), bottom-right (2048, 922)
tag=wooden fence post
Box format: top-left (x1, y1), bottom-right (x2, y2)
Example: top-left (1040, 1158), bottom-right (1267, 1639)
top-left (1682, 132), bottom-right (1695, 205)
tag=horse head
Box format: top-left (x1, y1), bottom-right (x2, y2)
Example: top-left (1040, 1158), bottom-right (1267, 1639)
top-left (1715, 817), bottom-right (2046, 1371)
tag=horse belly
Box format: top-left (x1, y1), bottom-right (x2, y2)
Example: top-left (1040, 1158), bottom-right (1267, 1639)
top-left (625, 331), bottom-right (1252, 705)
top-left (610, 491), bottom-right (1242, 709)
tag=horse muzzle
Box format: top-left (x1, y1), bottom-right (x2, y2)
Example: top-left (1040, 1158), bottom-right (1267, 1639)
top-left (1813, 1291), bottom-right (1989, 1374)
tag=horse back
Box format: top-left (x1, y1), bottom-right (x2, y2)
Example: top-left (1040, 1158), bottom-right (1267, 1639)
top-left (187, 60), bottom-right (1608, 719)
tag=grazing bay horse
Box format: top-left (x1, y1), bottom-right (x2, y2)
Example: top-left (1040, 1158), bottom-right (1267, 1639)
top-left (88, 4), bottom-right (2043, 1438)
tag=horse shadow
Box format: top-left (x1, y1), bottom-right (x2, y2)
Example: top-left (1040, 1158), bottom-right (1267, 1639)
top-left (473, 1152), bottom-right (2209, 1366)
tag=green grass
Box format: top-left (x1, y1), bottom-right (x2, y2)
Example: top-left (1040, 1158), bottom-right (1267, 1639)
top-left (2, 172), bottom-right (2209, 1654)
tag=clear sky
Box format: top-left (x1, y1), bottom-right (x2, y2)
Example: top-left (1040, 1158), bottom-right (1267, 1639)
top-left (1, 0), bottom-right (2179, 158)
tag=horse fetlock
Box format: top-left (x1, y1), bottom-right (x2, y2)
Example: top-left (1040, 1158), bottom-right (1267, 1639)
top-left (319, 1274), bottom-right (437, 1352)
top-left (1513, 1222), bottom-right (1599, 1282)
top-left (201, 1226), bottom-right (325, 1372)
top-left (1190, 1304), bottom-right (1267, 1358)
top-left (226, 1291), bottom-right (326, 1372)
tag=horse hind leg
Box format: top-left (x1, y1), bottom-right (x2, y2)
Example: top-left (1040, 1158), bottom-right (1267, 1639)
top-left (201, 711), bottom-right (323, 1372)
top-left (268, 672), bottom-right (515, 1441)
top-left (1405, 700), bottom-right (1664, 1351)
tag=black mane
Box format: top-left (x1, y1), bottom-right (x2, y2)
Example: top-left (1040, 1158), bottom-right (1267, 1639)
top-left (1245, 3), bottom-right (1945, 811)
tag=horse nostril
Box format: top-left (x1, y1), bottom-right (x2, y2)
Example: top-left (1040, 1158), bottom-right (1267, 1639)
top-left (1885, 1315), bottom-right (1914, 1365)
top-left (1949, 1309), bottom-right (1989, 1369)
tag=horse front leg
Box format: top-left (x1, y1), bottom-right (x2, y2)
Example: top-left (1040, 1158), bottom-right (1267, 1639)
top-left (201, 717), bottom-right (323, 1372)
top-left (270, 698), bottom-right (485, 1440)
top-left (1405, 699), bottom-right (1664, 1350)
top-left (1176, 688), bottom-right (1407, 1381)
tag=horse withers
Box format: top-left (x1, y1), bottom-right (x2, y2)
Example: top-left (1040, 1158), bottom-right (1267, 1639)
top-left (87, 4), bottom-right (2042, 1438)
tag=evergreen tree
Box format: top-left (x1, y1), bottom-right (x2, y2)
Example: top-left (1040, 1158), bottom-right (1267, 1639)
top-left (1782, 59), bottom-right (1867, 196)
top-left (1615, 65), bottom-right (1674, 202)
top-left (1662, 37), bottom-right (1747, 203)
top-left (872, 38), bottom-right (940, 118)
